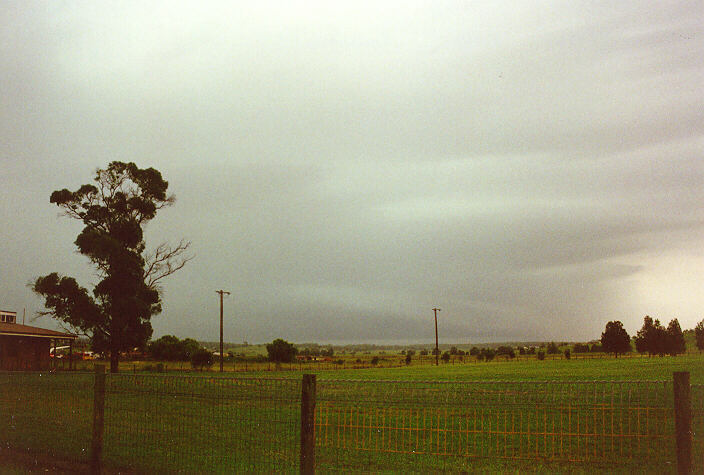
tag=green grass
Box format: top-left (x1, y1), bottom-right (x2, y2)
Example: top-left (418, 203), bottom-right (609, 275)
top-left (216, 353), bottom-right (704, 384)
top-left (1, 354), bottom-right (702, 473)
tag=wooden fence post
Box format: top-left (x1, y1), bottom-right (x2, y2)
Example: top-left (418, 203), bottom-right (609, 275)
top-left (91, 364), bottom-right (106, 475)
top-left (673, 371), bottom-right (692, 475)
top-left (300, 374), bottom-right (317, 475)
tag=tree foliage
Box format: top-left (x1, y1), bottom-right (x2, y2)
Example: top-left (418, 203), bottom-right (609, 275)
top-left (600, 321), bottom-right (631, 357)
top-left (32, 162), bottom-right (191, 372)
top-left (572, 343), bottom-right (590, 353)
top-left (496, 346), bottom-right (516, 358)
top-left (695, 320), bottom-right (704, 352)
top-left (190, 348), bottom-right (214, 371)
top-left (546, 342), bottom-right (560, 355)
top-left (266, 338), bottom-right (298, 363)
top-left (634, 316), bottom-right (667, 356)
top-left (665, 318), bottom-right (686, 356)
top-left (148, 335), bottom-right (201, 361)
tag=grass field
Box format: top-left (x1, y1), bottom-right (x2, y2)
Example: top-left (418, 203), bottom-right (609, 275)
top-left (1, 354), bottom-right (701, 473)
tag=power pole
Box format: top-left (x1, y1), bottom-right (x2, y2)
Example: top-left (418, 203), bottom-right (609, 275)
top-left (433, 307), bottom-right (441, 366)
top-left (216, 290), bottom-right (231, 372)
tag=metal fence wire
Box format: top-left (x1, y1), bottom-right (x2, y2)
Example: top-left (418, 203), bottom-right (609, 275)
top-left (314, 379), bottom-right (677, 472)
top-left (0, 373), bottom-right (699, 473)
top-left (0, 372), bottom-right (94, 463)
top-left (102, 374), bottom-right (302, 473)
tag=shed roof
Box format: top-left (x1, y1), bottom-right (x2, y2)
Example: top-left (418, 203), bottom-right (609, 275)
top-left (0, 322), bottom-right (77, 339)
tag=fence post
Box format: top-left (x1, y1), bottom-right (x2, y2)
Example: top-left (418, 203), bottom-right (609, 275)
top-left (91, 364), bottom-right (106, 475)
top-left (300, 374), bottom-right (317, 475)
top-left (673, 371), bottom-right (692, 475)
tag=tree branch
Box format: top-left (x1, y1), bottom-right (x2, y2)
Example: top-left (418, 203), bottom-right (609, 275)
top-left (144, 240), bottom-right (194, 289)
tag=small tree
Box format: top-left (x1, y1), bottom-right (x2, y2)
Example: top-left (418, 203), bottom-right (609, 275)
top-left (695, 319), bottom-right (704, 352)
top-left (573, 343), bottom-right (590, 353)
top-left (634, 316), bottom-right (667, 356)
top-left (480, 348), bottom-right (495, 362)
top-left (496, 346), bottom-right (515, 359)
top-left (546, 342), bottom-right (560, 355)
top-left (600, 321), bottom-right (631, 357)
top-left (190, 348), bottom-right (214, 371)
top-left (441, 351), bottom-right (451, 363)
top-left (665, 319), bottom-right (686, 356)
top-left (537, 350), bottom-right (546, 361)
top-left (266, 338), bottom-right (298, 363)
top-left (405, 353), bottom-right (412, 365)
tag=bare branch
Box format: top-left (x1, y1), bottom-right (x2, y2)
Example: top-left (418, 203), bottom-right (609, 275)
top-left (144, 240), bottom-right (193, 289)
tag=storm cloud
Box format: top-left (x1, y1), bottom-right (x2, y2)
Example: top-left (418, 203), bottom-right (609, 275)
top-left (1, 1), bottom-right (703, 344)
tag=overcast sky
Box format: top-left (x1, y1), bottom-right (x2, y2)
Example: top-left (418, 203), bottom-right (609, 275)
top-left (1, 1), bottom-right (703, 345)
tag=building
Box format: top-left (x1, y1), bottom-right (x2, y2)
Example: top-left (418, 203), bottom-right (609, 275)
top-left (0, 310), bottom-right (78, 371)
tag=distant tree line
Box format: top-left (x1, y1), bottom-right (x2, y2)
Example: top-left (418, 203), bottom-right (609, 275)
top-left (598, 316), bottom-right (692, 357)
top-left (147, 335), bottom-right (213, 370)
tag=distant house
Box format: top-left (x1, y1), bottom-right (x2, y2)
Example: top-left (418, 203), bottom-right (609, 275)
top-left (0, 310), bottom-right (77, 371)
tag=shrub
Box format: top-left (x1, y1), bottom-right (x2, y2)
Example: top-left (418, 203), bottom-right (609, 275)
top-left (405, 354), bottom-right (412, 365)
top-left (496, 346), bottom-right (515, 358)
top-left (371, 356), bottom-right (380, 365)
top-left (564, 349), bottom-right (571, 360)
top-left (266, 338), bottom-right (298, 363)
top-left (573, 343), bottom-right (590, 353)
top-left (441, 351), bottom-right (450, 363)
top-left (546, 342), bottom-right (560, 355)
top-left (537, 350), bottom-right (546, 361)
top-left (480, 348), bottom-right (495, 362)
top-left (148, 335), bottom-right (201, 361)
top-left (190, 348), bottom-right (214, 371)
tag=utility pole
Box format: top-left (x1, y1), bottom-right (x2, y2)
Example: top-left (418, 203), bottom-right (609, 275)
top-left (216, 290), bottom-right (230, 372)
top-left (433, 307), bottom-right (441, 366)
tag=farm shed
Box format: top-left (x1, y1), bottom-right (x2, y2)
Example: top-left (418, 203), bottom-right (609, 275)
top-left (0, 311), bottom-right (77, 371)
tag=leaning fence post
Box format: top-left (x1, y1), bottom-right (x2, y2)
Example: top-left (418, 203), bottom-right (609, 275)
top-left (300, 374), bottom-right (317, 475)
top-left (673, 371), bottom-right (692, 475)
top-left (91, 364), bottom-right (106, 475)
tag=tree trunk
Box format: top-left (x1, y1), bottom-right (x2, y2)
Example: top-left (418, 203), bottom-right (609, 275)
top-left (110, 350), bottom-right (119, 373)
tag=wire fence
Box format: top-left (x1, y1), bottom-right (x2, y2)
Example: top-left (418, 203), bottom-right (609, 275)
top-left (102, 374), bottom-right (301, 473)
top-left (0, 372), bottom-right (93, 463)
top-left (314, 380), bottom-right (677, 472)
top-left (0, 372), bottom-right (699, 473)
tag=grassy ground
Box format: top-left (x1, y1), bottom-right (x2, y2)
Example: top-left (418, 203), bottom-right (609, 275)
top-left (2, 354), bottom-right (701, 473)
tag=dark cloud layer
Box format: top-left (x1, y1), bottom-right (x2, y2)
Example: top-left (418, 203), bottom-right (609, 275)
top-left (2, 1), bottom-right (703, 344)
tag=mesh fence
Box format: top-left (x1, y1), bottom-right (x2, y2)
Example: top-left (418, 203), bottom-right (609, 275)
top-left (315, 379), bottom-right (676, 472)
top-left (0, 371), bottom-right (93, 463)
top-left (0, 373), bottom-right (699, 473)
top-left (102, 374), bottom-right (301, 473)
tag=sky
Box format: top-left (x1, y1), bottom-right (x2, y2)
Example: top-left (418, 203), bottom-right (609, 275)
top-left (1, 1), bottom-right (703, 345)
